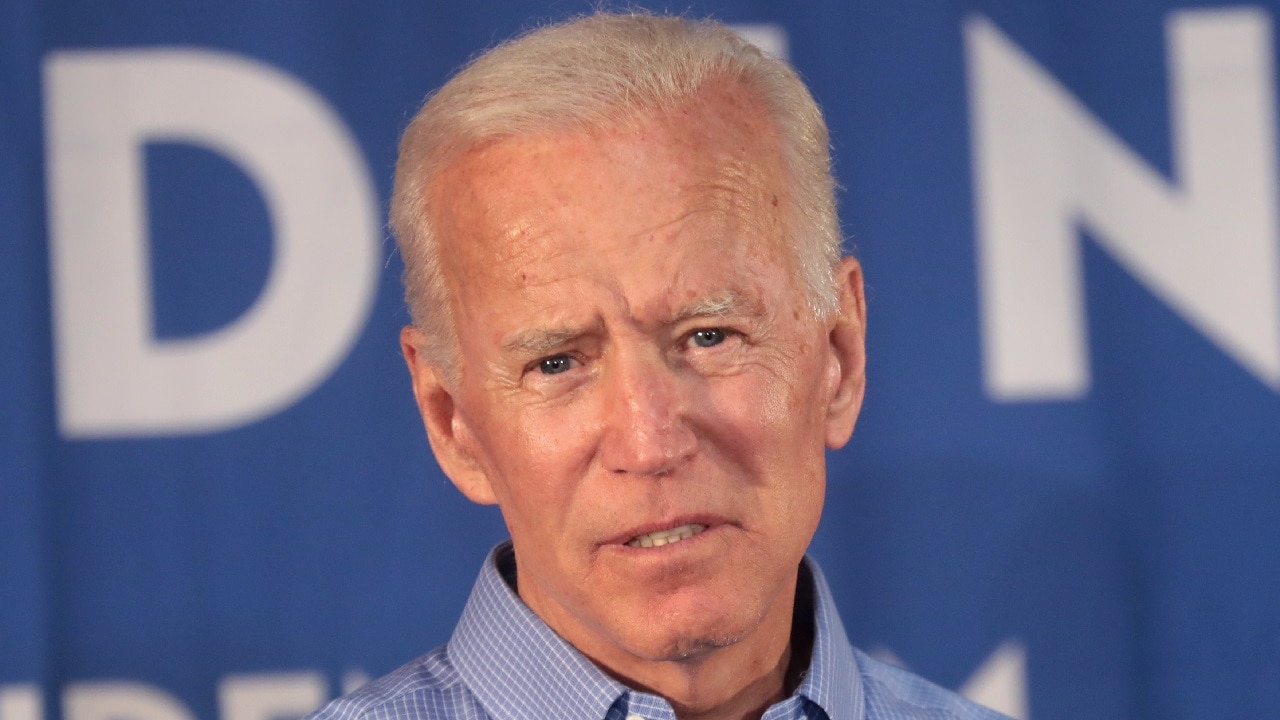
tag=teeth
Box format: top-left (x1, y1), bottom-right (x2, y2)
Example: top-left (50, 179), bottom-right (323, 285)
top-left (627, 523), bottom-right (706, 548)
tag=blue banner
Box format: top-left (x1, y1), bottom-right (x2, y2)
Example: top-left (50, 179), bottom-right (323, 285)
top-left (4, 2), bottom-right (1279, 719)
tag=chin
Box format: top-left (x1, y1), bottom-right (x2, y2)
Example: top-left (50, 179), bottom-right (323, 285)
top-left (655, 628), bottom-right (752, 662)
top-left (615, 596), bottom-right (762, 662)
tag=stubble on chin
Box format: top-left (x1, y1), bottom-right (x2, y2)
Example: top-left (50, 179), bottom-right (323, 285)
top-left (657, 629), bottom-right (752, 662)
top-left (611, 601), bottom-right (762, 664)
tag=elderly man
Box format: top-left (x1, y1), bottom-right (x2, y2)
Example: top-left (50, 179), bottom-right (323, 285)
top-left (311, 12), bottom-right (1008, 720)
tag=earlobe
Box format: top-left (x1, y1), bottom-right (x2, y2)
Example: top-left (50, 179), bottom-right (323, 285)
top-left (823, 257), bottom-right (868, 449)
top-left (401, 326), bottom-right (499, 505)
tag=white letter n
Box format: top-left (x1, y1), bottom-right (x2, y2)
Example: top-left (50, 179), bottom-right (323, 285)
top-left (966, 8), bottom-right (1280, 400)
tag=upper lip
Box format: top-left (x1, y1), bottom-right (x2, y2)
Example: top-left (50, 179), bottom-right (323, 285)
top-left (604, 515), bottom-right (729, 546)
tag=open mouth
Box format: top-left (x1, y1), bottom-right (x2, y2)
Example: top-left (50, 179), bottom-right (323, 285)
top-left (626, 523), bottom-right (707, 548)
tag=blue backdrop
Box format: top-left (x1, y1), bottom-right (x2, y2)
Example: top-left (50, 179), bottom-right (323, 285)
top-left (4, 2), bottom-right (1279, 719)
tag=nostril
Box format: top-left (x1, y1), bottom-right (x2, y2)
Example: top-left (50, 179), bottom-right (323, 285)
top-left (601, 421), bottom-right (697, 477)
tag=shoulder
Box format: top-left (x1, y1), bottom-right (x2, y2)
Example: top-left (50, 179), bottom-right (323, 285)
top-left (305, 646), bottom-right (488, 720)
top-left (855, 650), bottom-right (1013, 720)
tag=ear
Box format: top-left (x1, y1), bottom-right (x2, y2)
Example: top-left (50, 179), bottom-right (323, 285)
top-left (400, 326), bottom-right (498, 505)
top-left (823, 257), bottom-right (868, 449)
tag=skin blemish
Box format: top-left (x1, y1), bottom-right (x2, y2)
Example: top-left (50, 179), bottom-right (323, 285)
top-left (771, 194), bottom-right (778, 207)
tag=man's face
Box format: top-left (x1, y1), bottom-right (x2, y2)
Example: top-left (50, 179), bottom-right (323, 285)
top-left (405, 84), bottom-right (865, 674)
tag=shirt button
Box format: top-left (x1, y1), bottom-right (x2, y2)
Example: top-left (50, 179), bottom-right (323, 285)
top-left (626, 715), bottom-right (645, 720)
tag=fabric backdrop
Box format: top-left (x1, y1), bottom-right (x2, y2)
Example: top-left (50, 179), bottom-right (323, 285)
top-left (3, 2), bottom-right (1278, 719)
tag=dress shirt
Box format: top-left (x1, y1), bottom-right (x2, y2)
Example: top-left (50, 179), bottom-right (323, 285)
top-left (308, 543), bottom-right (1010, 720)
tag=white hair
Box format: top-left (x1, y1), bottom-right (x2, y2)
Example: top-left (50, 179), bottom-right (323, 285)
top-left (390, 12), bottom-right (842, 374)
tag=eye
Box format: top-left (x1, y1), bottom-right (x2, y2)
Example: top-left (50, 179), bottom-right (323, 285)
top-left (689, 328), bottom-right (727, 348)
top-left (537, 354), bottom-right (576, 375)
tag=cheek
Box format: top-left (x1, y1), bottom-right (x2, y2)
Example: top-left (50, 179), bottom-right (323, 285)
top-left (702, 363), bottom-right (825, 471)
top-left (519, 393), bottom-right (608, 471)
top-left (702, 336), bottom-right (831, 509)
top-left (701, 371), bottom-right (827, 556)
top-left (730, 334), bottom-right (831, 435)
top-left (475, 397), bottom-right (603, 524)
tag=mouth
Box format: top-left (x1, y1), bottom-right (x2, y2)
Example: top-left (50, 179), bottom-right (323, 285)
top-left (626, 523), bottom-right (708, 549)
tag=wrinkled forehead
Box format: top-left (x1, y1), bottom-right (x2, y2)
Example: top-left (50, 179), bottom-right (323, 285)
top-left (428, 83), bottom-right (793, 279)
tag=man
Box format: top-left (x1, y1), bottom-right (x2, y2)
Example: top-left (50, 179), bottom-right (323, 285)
top-left (310, 12), bottom-right (1010, 720)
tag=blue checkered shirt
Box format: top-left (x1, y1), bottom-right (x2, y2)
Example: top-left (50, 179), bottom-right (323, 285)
top-left (308, 544), bottom-right (1010, 720)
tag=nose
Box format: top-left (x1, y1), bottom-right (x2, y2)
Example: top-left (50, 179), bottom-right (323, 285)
top-left (598, 347), bottom-right (698, 476)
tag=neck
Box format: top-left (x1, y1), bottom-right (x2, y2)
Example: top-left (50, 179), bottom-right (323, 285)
top-left (505, 551), bottom-right (817, 720)
top-left (618, 594), bottom-right (797, 720)
top-left (583, 573), bottom-right (814, 720)
top-left (647, 636), bottom-right (796, 720)
top-left (663, 568), bottom-right (815, 720)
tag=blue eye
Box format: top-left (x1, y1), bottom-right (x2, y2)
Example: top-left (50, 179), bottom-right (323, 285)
top-left (538, 355), bottom-right (574, 374)
top-left (690, 328), bottom-right (726, 348)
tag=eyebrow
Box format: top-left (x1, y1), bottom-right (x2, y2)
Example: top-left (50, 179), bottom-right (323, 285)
top-left (500, 289), bottom-right (762, 358)
top-left (501, 326), bottom-right (590, 358)
top-left (672, 289), bottom-right (761, 323)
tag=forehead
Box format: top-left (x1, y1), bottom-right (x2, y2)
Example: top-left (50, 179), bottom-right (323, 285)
top-left (427, 84), bottom-right (794, 315)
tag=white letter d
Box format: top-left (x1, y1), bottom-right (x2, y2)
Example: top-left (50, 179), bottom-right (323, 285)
top-left (44, 49), bottom-right (379, 438)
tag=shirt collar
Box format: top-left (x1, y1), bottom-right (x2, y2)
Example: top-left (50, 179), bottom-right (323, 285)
top-left (449, 543), bottom-right (626, 719)
top-left (796, 559), bottom-right (866, 720)
top-left (448, 543), bottom-right (865, 720)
